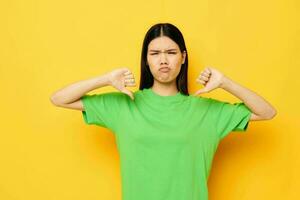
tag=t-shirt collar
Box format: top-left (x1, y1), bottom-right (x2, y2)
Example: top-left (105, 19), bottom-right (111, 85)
top-left (142, 87), bottom-right (186, 104)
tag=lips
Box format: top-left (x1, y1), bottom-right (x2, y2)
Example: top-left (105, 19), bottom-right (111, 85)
top-left (159, 67), bottom-right (170, 72)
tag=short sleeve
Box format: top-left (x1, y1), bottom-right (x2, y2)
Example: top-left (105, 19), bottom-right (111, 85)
top-left (81, 92), bottom-right (124, 131)
top-left (210, 98), bottom-right (252, 140)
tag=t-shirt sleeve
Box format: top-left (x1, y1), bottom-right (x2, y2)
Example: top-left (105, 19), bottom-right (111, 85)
top-left (210, 98), bottom-right (252, 140)
top-left (81, 92), bottom-right (124, 132)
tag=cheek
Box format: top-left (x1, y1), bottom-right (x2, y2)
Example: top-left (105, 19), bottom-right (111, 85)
top-left (172, 58), bottom-right (183, 69)
top-left (174, 56), bottom-right (183, 64)
top-left (170, 56), bottom-right (182, 66)
top-left (148, 65), bottom-right (159, 76)
top-left (173, 66), bottom-right (182, 77)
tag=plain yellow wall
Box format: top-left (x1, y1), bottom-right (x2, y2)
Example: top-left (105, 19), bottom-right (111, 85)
top-left (0, 0), bottom-right (299, 199)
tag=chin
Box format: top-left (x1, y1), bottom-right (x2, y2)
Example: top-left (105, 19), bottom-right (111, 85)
top-left (155, 76), bottom-right (176, 83)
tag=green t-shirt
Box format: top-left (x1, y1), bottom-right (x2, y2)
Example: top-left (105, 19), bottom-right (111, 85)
top-left (81, 87), bottom-right (252, 200)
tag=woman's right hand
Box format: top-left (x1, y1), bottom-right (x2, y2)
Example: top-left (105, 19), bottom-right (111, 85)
top-left (107, 67), bottom-right (136, 100)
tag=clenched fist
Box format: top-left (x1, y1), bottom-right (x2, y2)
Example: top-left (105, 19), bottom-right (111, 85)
top-left (108, 67), bottom-right (136, 100)
top-left (193, 66), bottom-right (225, 96)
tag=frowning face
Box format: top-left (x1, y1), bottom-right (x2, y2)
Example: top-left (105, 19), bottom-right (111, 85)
top-left (147, 36), bottom-right (186, 83)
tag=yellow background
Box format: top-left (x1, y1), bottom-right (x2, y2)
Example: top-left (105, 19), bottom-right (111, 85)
top-left (0, 0), bottom-right (299, 199)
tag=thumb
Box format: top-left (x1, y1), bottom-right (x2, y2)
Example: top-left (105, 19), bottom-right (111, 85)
top-left (193, 88), bottom-right (208, 96)
top-left (121, 67), bottom-right (131, 74)
top-left (121, 88), bottom-right (134, 100)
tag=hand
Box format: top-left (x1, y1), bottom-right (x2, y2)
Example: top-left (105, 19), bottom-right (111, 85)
top-left (107, 67), bottom-right (136, 100)
top-left (193, 66), bottom-right (225, 96)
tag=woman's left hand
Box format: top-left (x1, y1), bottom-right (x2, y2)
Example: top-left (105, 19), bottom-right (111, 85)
top-left (193, 66), bottom-right (225, 96)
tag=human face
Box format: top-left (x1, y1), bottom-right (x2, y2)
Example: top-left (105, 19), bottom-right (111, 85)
top-left (147, 36), bottom-right (186, 84)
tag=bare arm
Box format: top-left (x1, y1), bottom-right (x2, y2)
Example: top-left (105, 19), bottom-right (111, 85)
top-left (220, 76), bottom-right (277, 120)
top-left (194, 67), bottom-right (277, 121)
top-left (50, 73), bottom-right (111, 110)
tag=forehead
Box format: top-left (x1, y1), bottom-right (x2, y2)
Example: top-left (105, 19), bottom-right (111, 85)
top-left (148, 36), bottom-right (179, 50)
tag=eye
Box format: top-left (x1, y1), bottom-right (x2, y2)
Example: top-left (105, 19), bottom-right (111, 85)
top-left (150, 52), bottom-right (177, 55)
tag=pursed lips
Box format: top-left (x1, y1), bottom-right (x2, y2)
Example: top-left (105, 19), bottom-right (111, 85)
top-left (159, 67), bottom-right (171, 71)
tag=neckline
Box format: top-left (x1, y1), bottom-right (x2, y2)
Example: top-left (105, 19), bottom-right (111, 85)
top-left (142, 87), bottom-right (186, 103)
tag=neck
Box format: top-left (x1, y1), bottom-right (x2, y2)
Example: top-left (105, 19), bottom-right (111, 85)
top-left (151, 81), bottom-right (178, 96)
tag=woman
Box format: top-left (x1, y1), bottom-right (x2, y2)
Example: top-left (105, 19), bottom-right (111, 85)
top-left (50, 23), bottom-right (276, 200)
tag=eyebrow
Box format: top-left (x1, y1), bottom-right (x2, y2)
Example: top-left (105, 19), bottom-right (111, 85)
top-left (149, 48), bottom-right (178, 52)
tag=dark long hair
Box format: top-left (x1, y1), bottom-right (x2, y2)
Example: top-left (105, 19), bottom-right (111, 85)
top-left (139, 23), bottom-right (189, 96)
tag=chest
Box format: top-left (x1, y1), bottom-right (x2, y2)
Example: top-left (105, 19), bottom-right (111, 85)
top-left (116, 104), bottom-right (218, 148)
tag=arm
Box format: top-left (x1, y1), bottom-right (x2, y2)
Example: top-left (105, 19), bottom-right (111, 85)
top-left (220, 76), bottom-right (277, 120)
top-left (194, 67), bottom-right (277, 121)
top-left (49, 73), bottom-right (111, 110)
top-left (50, 67), bottom-right (136, 110)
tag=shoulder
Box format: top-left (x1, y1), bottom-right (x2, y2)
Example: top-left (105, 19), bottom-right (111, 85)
top-left (189, 95), bottom-right (214, 105)
top-left (206, 97), bottom-right (250, 114)
top-left (105, 91), bottom-right (133, 104)
top-left (104, 91), bottom-right (127, 99)
top-left (189, 96), bottom-right (235, 111)
top-left (82, 91), bottom-right (129, 105)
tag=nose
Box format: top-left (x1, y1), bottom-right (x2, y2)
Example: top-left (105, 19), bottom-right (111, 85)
top-left (160, 52), bottom-right (168, 65)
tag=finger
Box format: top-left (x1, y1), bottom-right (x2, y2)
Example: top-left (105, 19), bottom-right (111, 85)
top-left (200, 80), bottom-right (206, 85)
top-left (198, 70), bottom-right (210, 79)
top-left (199, 75), bottom-right (209, 81)
top-left (123, 69), bottom-right (132, 75)
top-left (124, 78), bottom-right (136, 84)
top-left (196, 77), bottom-right (201, 82)
top-left (122, 89), bottom-right (134, 100)
top-left (201, 71), bottom-right (210, 77)
top-left (204, 67), bottom-right (212, 74)
top-left (125, 82), bottom-right (136, 87)
top-left (196, 79), bottom-right (207, 85)
top-left (124, 79), bottom-right (136, 87)
top-left (124, 76), bottom-right (135, 81)
top-left (125, 74), bottom-right (134, 78)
